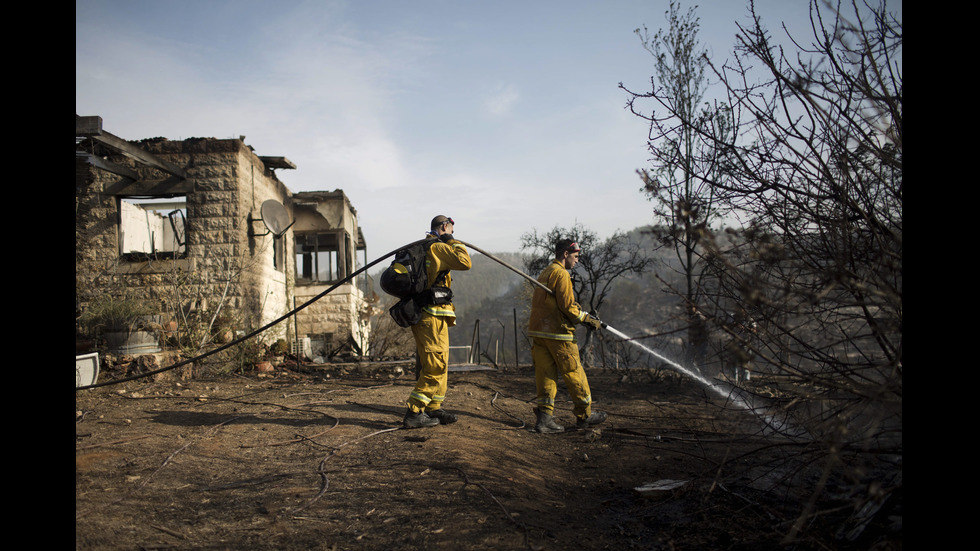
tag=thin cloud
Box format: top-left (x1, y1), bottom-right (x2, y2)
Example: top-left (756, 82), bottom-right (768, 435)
top-left (481, 83), bottom-right (521, 118)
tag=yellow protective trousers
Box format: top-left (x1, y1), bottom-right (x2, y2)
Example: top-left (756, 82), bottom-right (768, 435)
top-left (407, 313), bottom-right (451, 413)
top-left (532, 337), bottom-right (593, 420)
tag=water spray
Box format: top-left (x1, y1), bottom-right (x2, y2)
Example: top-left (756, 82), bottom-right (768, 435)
top-left (600, 324), bottom-right (750, 407)
top-left (600, 321), bottom-right (804, 439)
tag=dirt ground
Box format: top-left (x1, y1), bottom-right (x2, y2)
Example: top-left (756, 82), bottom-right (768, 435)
top-left (76, 360), bottom-right (900, 551)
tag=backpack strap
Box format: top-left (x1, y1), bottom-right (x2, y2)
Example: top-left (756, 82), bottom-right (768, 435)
top-left (424, 239), bottom-right (450, 288)
top-left (419, 239), bottom-right (453, 306)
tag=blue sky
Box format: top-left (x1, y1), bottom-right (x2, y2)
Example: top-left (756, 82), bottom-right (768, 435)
top-left (76, 0), bottom-right (828, 259)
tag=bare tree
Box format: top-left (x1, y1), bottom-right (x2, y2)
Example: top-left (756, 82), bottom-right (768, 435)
top-left (621, 1), bottom-right (737, 372)
top-left (624, 0), bottom-right (901, 545)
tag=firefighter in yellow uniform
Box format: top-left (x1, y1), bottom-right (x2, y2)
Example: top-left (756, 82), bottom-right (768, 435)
top-left (527, 239), bottom-right (606, 433)
top-left (403, 215), bottom-right (473, 429)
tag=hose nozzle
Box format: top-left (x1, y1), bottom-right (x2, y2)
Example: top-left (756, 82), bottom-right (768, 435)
top-left (588, 311), bottom-right (608, 329)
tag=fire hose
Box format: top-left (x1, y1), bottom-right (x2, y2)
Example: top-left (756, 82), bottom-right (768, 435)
top-left (79, 237), bottom-right (615, 390)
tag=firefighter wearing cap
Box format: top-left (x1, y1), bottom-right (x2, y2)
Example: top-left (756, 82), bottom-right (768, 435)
top-left (527, 238), bottom-right (606, 433)
top-left (403, 215), bottom-right (473, 429)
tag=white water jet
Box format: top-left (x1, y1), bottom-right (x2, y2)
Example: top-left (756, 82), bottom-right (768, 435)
top-left (604, 325), bottom-right (806, 440)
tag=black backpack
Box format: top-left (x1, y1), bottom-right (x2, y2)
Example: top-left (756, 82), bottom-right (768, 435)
top-left (381, 240), bottom-right (452, 327)
top-left (380, 241), bottom-right (433, 299)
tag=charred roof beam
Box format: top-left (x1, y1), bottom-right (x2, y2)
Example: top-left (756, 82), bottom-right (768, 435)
top-left (75, 151), bottom-right (139, 180)
top-left (76, 115), bottom-right (189, 180)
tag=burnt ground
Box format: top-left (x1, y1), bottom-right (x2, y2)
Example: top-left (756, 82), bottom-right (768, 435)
top-left (76, 362), bottom-right (902, 550)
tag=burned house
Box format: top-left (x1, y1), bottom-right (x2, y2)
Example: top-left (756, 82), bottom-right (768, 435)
top-left (75, 115), bottom-right (371, 361)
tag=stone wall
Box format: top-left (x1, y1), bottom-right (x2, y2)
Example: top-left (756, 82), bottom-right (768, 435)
top-left (75, 137), bottom-right (293, 346)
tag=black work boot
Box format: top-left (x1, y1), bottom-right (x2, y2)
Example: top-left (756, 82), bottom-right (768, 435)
top-left (403, 409), bottom-right (439, 429)
top-left (576, 411), bottom-right (608, 429)
top-left (427, 409), bottom-right (458, 425)
top-left (534, 407), bottom-right (564, 434)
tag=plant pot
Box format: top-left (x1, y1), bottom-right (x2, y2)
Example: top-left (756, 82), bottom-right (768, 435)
top-left (105, 330), bottom-right (161, 355)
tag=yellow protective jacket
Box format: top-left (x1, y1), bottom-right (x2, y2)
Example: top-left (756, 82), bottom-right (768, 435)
top-left (421, 236), bottom-right (472, 321)
top-left (527, 259), bottom-right (587, 341)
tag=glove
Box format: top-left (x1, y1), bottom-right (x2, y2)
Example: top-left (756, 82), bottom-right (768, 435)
top-left (584, 315), bottom-right (602, 330)
top-left (438, 233), bottom-right (455, 244)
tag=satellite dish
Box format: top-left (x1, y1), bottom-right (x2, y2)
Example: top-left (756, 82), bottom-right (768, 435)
top-left (258, 200), bottom-right (294, 237)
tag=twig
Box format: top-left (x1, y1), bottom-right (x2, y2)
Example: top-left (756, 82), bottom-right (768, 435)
top-left (456, 380), bottom-right (532, 430)
top-left (490, 391), bottom-right (526, 430)
top-left (201, 473), bottom-right (302, 491)
top-left (76, 415), bottom-right (249, 520)
top-left (289, 427), bottom-right (401, 514)
top-left (150, 523), bottom-right (186, 539)
top-left (716, 483), bottom-right (779, 521)
top-left (240, 423), bottom-right (340, 448)
top-left (393, 461), bottom-right (533, 549)
top-left (76, 434), bottom-right (152, 451)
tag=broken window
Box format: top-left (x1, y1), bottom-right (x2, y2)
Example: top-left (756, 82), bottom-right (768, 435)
top-left (295, 231), bottom-right (351, 284)
top-left (119, 196), bottom-right (187, 260)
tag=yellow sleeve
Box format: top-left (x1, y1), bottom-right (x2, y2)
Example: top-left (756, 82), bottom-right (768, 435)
top-left (426, 239), bottom-right (472, 288)
top-left (546, 264), bottom-right (586, 324)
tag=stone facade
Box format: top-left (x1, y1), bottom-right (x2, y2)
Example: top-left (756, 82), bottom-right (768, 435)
top-left (76, 129), bottom-right (368, 359)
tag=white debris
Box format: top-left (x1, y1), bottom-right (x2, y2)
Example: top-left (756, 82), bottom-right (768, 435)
top-left (634, 479), bottom-right (689, 496)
